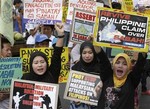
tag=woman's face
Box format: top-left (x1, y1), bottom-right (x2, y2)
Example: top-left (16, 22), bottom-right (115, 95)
top-left (113, 57), bottom-right (128, 79)
top-left (32, 56), bottom-right (47, 75)
top-left (82, 47), bottom-right (94, 63)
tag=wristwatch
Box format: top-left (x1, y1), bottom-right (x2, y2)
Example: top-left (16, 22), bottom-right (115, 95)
top-left (57, 35), bottom-right (65, 38)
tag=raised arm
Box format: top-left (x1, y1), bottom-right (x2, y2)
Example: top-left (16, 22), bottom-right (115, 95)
top-left (49, 22), bottom-right (65, 83)
top-left (55, 22), bottom-right (65, 47)
top-left (95, 46), bottom-right (113, 82)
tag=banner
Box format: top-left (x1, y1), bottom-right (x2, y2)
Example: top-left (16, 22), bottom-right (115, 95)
top-left (9, 79), bottom-right (59, 109)
top-left (66, 0), bottom-right (103, 24)
top-left (0, 57), bottom-right (22, 92)
top-left (93, 8), bottom-right (149, 52)
top-left (0, 0), bottom-right (14, 45)
top-left (64, 70), bottom-right (102, 106)
top-left (70, 8), bottom-right (95, 43)
top-left (20, 47), bottom-right (69, 83)
top-left (24, 0), bottom-right (63, 24)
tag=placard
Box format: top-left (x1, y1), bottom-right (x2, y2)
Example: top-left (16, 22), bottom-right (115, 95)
top-left (70, 8), bottom-right (96, 43)
top-left (93, 8), bottom-right (149, 52)
top-left (133, 0), bottom-right (150, 14)
top-left (24, 0), bottom-right (63, 24)
top-left (66, 0), bottom-right (103, 24)
top-left (0, 57), bottom-right (22, 92)
top-left (9, 79), bottom-right (59, 109)
top-left (64, 70), bottom-right (102, 106)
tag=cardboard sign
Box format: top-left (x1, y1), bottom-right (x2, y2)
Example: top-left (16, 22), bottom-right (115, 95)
top-left (24, 0), bottom-right (63, 24)
top-left (66, 0), bottom-right (103, 24)
top-left (133, 0), bottom-right (150, 14)
top-left (70, 8), bottom-right (96, 43)
top-left (93, 8), bottom-right (149, 52)
top-left (64, 70), bottom-right (102, 106)
top-left (122, 0), bottom-right (133, 11)
top-left (9, 79), bottom-right (59, 109)
top-left (0, 57), bottom-right (22, 92)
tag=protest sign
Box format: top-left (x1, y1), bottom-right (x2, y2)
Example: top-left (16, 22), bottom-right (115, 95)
top-left (70, 8), bottom-right (96, 43)
top-left (132, 0), bottom-right (150, 47)
top-left (0, 0), bottom-right (14, 45)
top-left (121, 0), bottom-right (133, 11)
top-left (24, 0), bottom-right (63, 24)
top-left (93, 8), bottom-right (149, 52)
top-left (66, 0), bottom-right (103, 24)
top-left (110, 48), bottom-right (138, 60)
top-left (133, 0), bottom-right (150, 14)
top-left (0, 57), bottom-right (22, 92)
top-left (20, 47), bottom-right (69, 83)
top-left (64, 70), bottom-right (102, 106)
top-left (110, 48), bottom-right (123, 57)
top-left (9, 79), bottom-right (59, 109)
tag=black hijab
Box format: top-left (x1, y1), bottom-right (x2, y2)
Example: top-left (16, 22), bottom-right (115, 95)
top-left (72, 41), bottom-right (99, 74)
top-left (22, 51), bottom-right (54, 83)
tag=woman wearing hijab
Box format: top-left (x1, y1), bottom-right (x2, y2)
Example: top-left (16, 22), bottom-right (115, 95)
top-left (22, 23), bottom-right (65, 109)
top-left (70, 41), bottom-right (110, 109)
top-left (98, 51), bottom-right (147, 109)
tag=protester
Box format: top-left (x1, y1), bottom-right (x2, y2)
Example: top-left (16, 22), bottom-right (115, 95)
top-left (17, 5), bottom-right (25, 33)
top-left (26, 24), bottom-right (40, 47)
top-left (111, 1), bottom-right (122, 9)
top-left (70, 36), bottom-right (93, 67)
top-left (21, 22), bottom-right (65, 109)
top-left (141, 59), bottom-right (150, 95)
top-left (0, 37), bottom-right (12, 57)
top-left (13, 0), bottom-right (23, 31)
top-left (70, 41), bottom-right (109, 109)
top-left (141, 38), bottom-right (150, 95)
top-left (41, 24), bottom-right (57, 47)
top-left (34, 34), bottom-right (51, 47)
top-left (97, 49), bottom-right (147, 109)
top-left (0, 37), bottom-right (12, 109)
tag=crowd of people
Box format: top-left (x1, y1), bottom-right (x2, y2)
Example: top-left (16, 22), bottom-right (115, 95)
top-left (0, 0), bottom-right (150, 109)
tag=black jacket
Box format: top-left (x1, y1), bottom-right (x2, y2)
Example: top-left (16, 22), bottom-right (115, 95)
top-left (98, 53), bottom-right (147, 109)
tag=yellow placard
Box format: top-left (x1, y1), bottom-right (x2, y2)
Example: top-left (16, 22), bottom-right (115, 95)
top-left (122, 0), bottom-right (133, 11)
top-left (93, 7), bottom-right (149, 52)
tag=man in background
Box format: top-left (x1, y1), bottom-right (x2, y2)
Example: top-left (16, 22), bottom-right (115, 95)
top-left (0, 37), bottom-right (12, 109)
top-left (1, 37), bottom-right (12, 57)
top-left (41, 25), bottom-right (57, 47)
top-left (35, 34), bottom-right (51, 47)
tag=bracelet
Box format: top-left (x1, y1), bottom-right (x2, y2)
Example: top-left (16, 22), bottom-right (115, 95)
top-left (57, 35), bottom-right (65, 38)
